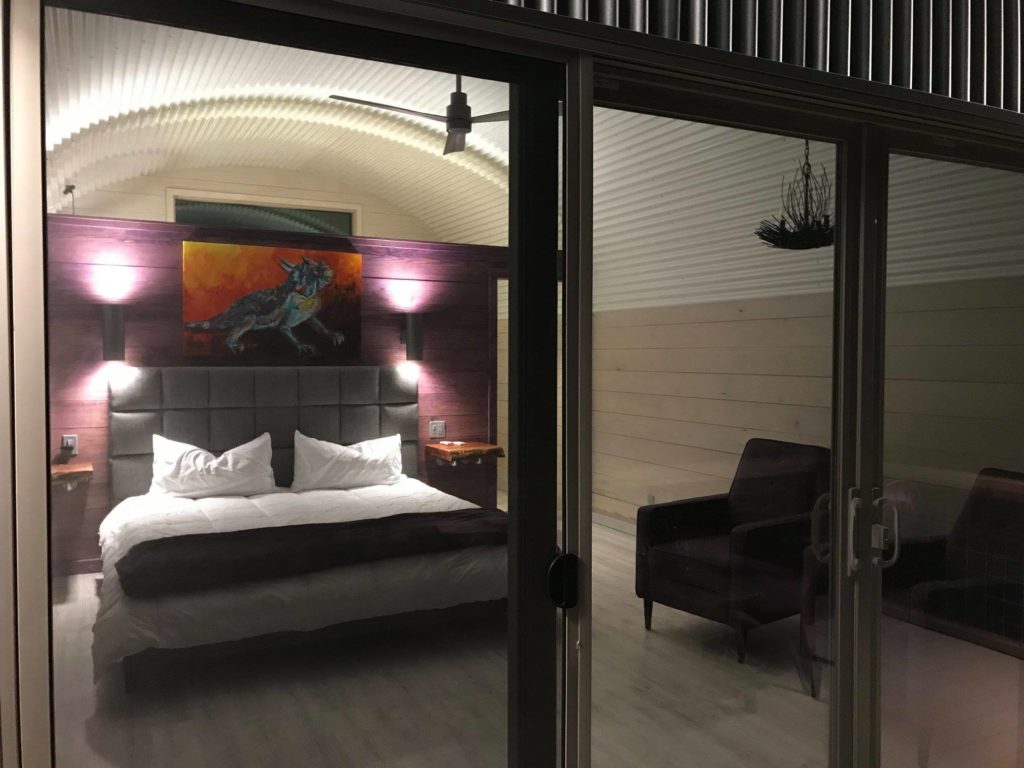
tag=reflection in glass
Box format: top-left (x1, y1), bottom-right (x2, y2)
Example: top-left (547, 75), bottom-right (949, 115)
top-left (881, 154), bottom-right (1024, 767)
top-left (591, 109), bottom-right (835, 767)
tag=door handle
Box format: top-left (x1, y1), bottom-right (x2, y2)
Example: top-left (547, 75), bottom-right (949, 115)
top-left (846, 488), bottom-right (862, 576)
top-left (546, 551), bottom-right (579, 609)
top-left (810, 492), bottom-right (831, 563)
top-left (871, 496), bottom-right (901, 569)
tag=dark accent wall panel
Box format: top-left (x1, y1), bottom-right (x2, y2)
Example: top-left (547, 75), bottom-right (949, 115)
top-left (893, 0), bottom-right (915, 88)
top-left (1005, 0), bottom-right (1021, 111)
top-left (952, 0), bottom-right (971, 99)
top-left (783, 0), bottom-right (808, 67)
top-left (912, 0), bottom-right (934, 92)
top-left (849, 0), bottom-right (872, 79)
top-left (932, 0), bottom-right (953, 98)
top-left (758, 0), bottom-right (783, 61)
top-left (970, 0), bottom-right (989, 103)
top-left (46, 215), bottom-right (507, 573)
top-left (734, 0), bottom-right (758, 56)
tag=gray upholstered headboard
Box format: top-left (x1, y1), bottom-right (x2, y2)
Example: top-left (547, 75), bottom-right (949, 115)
top-left (108, 366), bottom-right (418, 505)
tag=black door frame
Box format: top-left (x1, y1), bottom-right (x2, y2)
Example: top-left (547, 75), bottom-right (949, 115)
top-left (44, 1), bottom-right (565, 765)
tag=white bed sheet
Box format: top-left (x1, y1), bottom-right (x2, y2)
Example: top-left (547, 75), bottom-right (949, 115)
top-left (92, 479), bottom-right (507, 676)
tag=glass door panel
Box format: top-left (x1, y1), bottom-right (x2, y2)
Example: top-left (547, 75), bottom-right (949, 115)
top-left (589, 107), bottom-right (838, 767)
top-left (41, 6), bottom-right (562, 767)
top-left (880, 153), bottom-right (1024, 767)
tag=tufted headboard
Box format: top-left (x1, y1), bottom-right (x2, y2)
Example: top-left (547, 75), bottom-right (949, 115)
top-left (108, 366), bottom-right (418, 506)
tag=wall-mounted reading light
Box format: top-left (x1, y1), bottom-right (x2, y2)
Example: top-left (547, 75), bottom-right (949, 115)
top-left (102, 304), bottom-right (125, 361)
top-left (401, 313), bottom-right (423, 361)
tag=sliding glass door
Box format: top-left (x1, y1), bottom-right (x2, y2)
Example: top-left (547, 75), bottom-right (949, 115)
top-left (586, 108), bottom-right (838, 767)
top-left (11, 1), bottom-right (564, 766)
top-left (565, 64), bottom-right (870, 768)
top-left (871, 151), bottom-right (1024, 768)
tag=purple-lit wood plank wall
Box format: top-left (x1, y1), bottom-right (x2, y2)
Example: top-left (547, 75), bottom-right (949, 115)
top-left (46, 215), bottom-right (507, 574)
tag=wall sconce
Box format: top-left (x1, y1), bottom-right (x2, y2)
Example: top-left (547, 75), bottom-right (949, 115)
top-left (401, 313), bottom-right (423, 361)
top-left (102, 304), bottom-right (125, 361)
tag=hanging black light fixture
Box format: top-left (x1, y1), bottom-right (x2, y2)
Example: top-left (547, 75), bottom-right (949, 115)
top-left (755, 140), bottom-right (834, 250)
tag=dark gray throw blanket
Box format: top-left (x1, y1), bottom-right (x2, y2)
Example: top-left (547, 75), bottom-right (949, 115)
top-left (115, 508), bottom-right (507, 598)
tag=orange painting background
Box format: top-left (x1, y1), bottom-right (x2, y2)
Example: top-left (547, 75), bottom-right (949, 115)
top-left (183, 241), bottom-right (362, 360)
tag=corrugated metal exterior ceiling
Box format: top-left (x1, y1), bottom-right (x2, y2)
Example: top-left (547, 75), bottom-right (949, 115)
top-left (495, 0), bottom-right (1023, 114)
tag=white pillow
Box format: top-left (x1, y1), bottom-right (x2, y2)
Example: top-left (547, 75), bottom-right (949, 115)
top-left (150, 433), bottom-right (275, 498)
top-left (292, 431), bottom-right (403, 491)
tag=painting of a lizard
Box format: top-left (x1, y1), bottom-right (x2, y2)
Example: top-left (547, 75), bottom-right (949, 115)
top-left (182, 242), bottom-right (361, 361)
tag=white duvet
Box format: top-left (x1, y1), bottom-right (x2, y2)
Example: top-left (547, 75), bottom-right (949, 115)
top-left (93, 478), bottom-right (507, 677)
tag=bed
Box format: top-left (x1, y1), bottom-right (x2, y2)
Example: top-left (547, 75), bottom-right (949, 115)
top-left (93, 366), bottom-right (507, 683)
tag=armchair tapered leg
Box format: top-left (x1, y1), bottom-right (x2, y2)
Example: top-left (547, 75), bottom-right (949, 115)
top-left (735, 625), bottom-right (748, 663)
top-left (643, 599), bottom-right (653, 630)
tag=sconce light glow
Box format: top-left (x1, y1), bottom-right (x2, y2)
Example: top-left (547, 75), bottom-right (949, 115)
top-left (84, 361), bottom-right (140, 399)
top-left (89, 254), bottom-right (137, 302)
top-left (106, 361), bottom-right (141, 391)
top-left (396, 360), bottom-right (420, 384)
top-left (386, 280), bottom-right (420, 312)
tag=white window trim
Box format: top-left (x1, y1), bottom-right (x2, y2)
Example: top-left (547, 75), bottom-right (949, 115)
top-left (164, 187), bottom-right (363, 235)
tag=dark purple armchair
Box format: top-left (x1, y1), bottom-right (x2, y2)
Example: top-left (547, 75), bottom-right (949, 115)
top-left (884, 467), bottom-right (1024, 656)
top-left (636, 438), bottom-right (830, 662)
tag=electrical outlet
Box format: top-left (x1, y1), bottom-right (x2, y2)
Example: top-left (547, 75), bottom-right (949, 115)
top-left (428, 420), bottom-right (446, 439)
top-left (61, 434), bottom-right (79, 456)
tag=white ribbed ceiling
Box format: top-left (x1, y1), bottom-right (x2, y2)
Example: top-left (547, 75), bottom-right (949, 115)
top-left (44, 8), bottom-right (509, 245)
top-left (45, 9), bottom-right (1024, 308)
top-left (593, 108), bottom-right (1024, 312)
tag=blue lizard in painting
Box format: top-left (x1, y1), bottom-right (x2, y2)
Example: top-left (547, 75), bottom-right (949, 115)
top-left (186, 256), bottom-right (345, 354)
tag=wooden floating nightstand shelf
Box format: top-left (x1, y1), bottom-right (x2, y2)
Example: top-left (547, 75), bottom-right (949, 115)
top-left (50, 461), bottom-right (94, 491)
top-left (425, 441), bottom-right (505, 467)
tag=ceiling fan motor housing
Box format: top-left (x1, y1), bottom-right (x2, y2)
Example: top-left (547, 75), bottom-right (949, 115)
top-left (447, 90), bottom-right (472, 134)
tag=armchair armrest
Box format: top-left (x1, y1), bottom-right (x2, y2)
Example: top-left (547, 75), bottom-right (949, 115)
top-left (883, 535), bottom-right (947, 592)
top-left (636, 494), bottom-right (730, 549)
top-left (636, 494), bottom-right (729, 598)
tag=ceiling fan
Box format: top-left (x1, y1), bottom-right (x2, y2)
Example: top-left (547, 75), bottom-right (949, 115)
top-left (329, 75), bottom-right (508, 155)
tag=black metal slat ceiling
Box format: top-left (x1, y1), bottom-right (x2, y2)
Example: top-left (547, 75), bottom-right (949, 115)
top-left (495, 0), bottom-right (1023, 114)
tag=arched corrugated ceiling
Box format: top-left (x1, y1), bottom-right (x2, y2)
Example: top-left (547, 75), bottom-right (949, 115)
top-left (47, 9), bottom-right (1024, 312)
top-left (44, 8), bottom-right (510, 246)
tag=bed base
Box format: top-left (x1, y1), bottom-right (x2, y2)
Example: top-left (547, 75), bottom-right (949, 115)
top-left (121, 598), bottom-right (507, 693)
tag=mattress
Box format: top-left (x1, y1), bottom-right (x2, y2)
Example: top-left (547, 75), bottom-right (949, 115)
top-left (92, 478), bottom-right (507, 676)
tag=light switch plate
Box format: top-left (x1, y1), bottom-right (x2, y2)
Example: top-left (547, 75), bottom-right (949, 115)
top-left (61, 434), bottom-right (79, 456)
top-left (428, 420), bottom-right (446, 439)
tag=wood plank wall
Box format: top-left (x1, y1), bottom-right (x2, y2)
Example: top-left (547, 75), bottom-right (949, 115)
top-left (496, 275), bottom-right (1024, 533)
top-left (46, 215), bottom-right (506, 574)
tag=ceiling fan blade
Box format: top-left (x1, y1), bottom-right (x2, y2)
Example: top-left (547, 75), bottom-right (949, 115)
top-left (471, 110), bottom-right (510, 124)
top-left (443, 131), bottom-right (466, 155)
top-left (329, 95), bottom-right (447, 122)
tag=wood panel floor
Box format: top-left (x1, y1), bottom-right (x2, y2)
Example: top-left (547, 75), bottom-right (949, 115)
top-left (53, 525), bottom-right (1024, 767)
